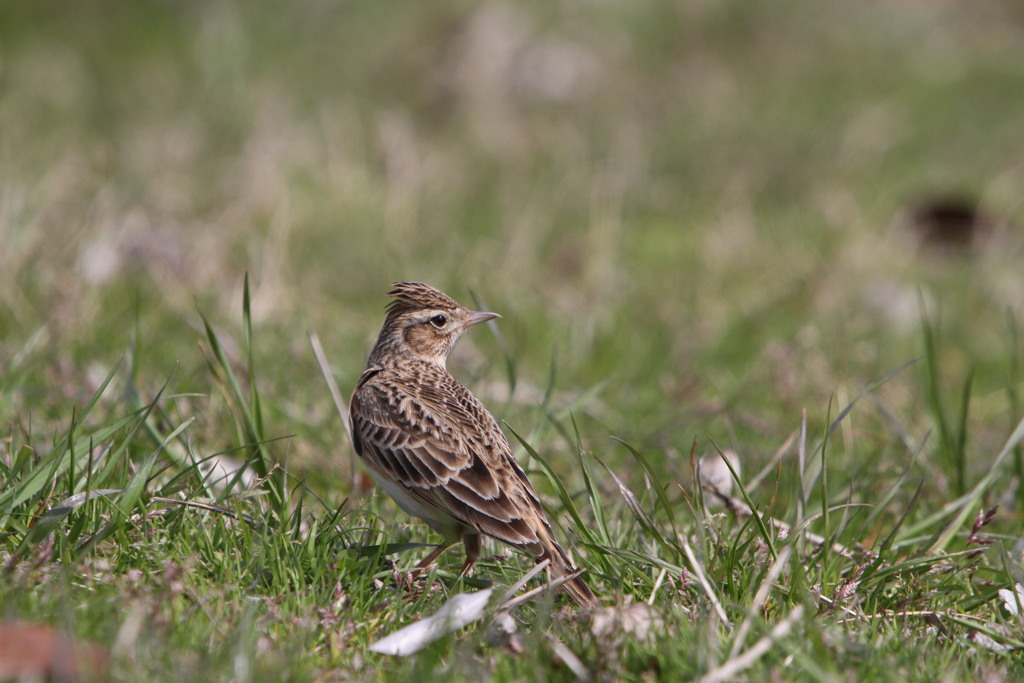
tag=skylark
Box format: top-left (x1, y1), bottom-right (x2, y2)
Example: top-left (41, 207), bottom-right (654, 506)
top-left (349, 282), bottom-right (598, 608)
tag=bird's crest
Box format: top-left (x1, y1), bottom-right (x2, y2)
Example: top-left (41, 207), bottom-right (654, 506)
top-left (386, 282), bottom-right (461, 315)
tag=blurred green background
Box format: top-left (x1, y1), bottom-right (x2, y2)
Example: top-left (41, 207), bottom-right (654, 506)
top-left (2, 0), bottom-right (1023, 491)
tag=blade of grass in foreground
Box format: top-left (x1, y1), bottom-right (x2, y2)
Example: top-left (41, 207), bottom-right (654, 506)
top-left (469, 287), bottom-right (516, 404)
top-left (0, 362), bottom-right (126, 522)
top-left (1007, 312), bottom-right (1024, 495)
top-left (241, 273), bottom-right (286, 516)
top-left (506, 424), bottom-right (591, 541)
top-left (505, 423), bottom-right (611, 576)
top-left (920, 302), bottom-right (971, 496)
top-left (569, 415), bottom-right (612, 550)
top-left (818, 397), bottom-right (833, 582)
top-left (18, 489), bottom-right (123, 547)
top-left (858, 480), bottom-right (926, 591)
top-left (75, 416), bottom-right (194, 557)
top-left (850, 429), bottom-right (929, 543)
top-left (926, 412), bottom-right (1024, 553)
top-left (611, 437), bottom-right (680, 541)
top-left (710, 438), bottom-right (776, 562)
top-left (309, 330), bottom-right (356, 491)
top-left (596, 454), bottom-right (676, 559)
top-left (198, 279), bottom-right (286, 516)
top-left (800, 358), bottom-right (919, 495)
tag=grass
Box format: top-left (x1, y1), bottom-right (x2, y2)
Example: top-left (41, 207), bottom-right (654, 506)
top-left (3, 0), bottom-right (1024, 680)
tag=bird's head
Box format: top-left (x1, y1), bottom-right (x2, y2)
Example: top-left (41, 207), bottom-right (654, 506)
top-left (370, 282), bottom-right (500, 366)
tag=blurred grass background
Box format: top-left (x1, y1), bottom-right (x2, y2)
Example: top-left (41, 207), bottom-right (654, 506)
top-left (4, 0), bottom-right (1022, 476)
top-left (2, 0), bottom-right (1024, 678)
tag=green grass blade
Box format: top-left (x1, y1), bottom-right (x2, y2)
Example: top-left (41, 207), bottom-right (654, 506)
top-left (18, 489), bottom-right (123, 548)
top-left (710, 437), bottom-right (776, 561)
top-left (569, 414), bottom-right (612, 549)
top-left (595, 454), bottom-right (676, 558)
top-left (505, 422), bottom-right (599, 557)
top-left (469, 287), bottom-right (516, 403)
top-left (895, 412), bottom-right (1024, 547)
top-left (610, 437), bottom-right (680, 540)
top-left (75, 417), bottom-right (194, 556)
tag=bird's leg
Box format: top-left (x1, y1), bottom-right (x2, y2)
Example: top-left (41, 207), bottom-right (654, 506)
top-left (458, 534), bottom-right (481, 577)
top-left (414, 540), bottom-right (455, 571)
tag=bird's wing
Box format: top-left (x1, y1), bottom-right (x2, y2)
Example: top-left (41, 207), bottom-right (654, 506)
top-left (350, 371), bottom-right (546, 547)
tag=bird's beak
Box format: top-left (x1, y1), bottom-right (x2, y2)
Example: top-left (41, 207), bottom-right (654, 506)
top-left (465, 310), bottom-right (501, 328)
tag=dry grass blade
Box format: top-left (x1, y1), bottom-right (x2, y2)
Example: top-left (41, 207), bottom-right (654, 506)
top-left (728, 546), bottom-right (793, 659)
top-left (601, 461), bottom-right (674, 557)
top-left (679, 535), bottom-right (732, 631)
top-left (927, 411), bottom-right (1024, 552)
top-left (745, 428), bottom-right (798, 493)
top-left (22, 489), bottom-right (124, 546)
top-left (548, 635), bottom-right (590, 681)
top-left (309, 330), bottom-right (355, 487)
top-left (498, 558), bottom-right (551, 604)
top-left (39, 489), bottom-right (123, 520)
top-left (500, 565), bottom-right (588, 611)
top-left (149, 497), bottom-right (259, 525)
top-left (698, 606), bottom-right (804, 683)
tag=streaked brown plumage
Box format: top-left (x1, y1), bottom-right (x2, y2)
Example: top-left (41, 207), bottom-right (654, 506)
top-left (349, 282), bottom-right (598, 607)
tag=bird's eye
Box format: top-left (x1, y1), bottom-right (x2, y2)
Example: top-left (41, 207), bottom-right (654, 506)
top-left (429, 314), bottom-right (447, 328)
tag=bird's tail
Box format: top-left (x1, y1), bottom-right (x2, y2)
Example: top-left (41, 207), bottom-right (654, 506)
top-left (539, 538), bottom-right (598, 609)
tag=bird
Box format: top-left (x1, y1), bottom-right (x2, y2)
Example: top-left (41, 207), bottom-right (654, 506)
top-left (349, 282), bottom-right (598, 608)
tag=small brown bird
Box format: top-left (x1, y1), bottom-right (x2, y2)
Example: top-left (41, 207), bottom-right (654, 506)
top-left (349, 282), bottom-right (597, 608)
